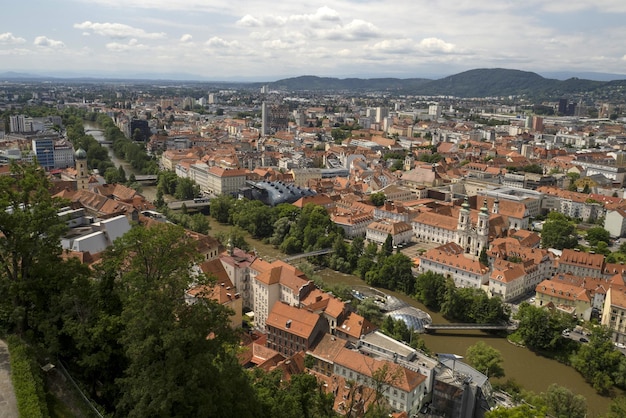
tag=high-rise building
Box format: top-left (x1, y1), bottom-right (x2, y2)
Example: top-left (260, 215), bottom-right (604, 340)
top-left (261, 102), bottom-right (289, 135)
top-left (428, 103), bottom-right (442, 119)
top-left (129, 119), bottom-right (151, 141)
top-left (532, 116), bottom-right (543, 132)
top-left (31, 136), bottom-right (55, 170)
top-left (375, 106), bottom-right (388, 123)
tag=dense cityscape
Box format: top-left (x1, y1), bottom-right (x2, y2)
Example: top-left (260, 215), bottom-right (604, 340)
top-left (2, 73), bottom-right (626, 418)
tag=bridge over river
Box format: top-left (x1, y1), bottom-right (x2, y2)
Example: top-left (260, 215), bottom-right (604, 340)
top-left (424, 322), bottom-right (518, 333)
top-left (283, 248), bottom-right (334, 262)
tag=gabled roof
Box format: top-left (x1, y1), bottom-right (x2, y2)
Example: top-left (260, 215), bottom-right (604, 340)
top-left (333, 348), bottom-right (426, 392)
top-left (535, 279), bottom-right (591, 303)
top-left (559, 249), bottom-right (605, 270)
top-left (337, 312), bottom-right (376, 339)
top-left (266, 302), bottom-right (323, 340)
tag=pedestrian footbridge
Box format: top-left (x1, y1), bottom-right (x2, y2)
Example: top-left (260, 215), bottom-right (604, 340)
top-left (424, 323), bottom-right (518, 333)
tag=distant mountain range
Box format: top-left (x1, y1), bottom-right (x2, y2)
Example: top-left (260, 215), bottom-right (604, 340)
top-left (269, 69), bottom-right (626, 98)
top-left (3, 68), bottom-right (626, 99)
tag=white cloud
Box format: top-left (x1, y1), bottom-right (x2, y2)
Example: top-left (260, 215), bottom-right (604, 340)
top-left (237, 15), bottom-right (262, 28)
top-left (289, 6), bottom-right (341, 24)
top-left (205, 37), bottom-right (239, 49)
top-left (262, 39), bottom-right (300, 50)
top-left (105, 39), bottom-right (147, 52)
top-left (534, 0), bottom-right (626, 13)
top-left (74, 21), bottom-right (165, 39)
top-left (180, 34), bottom-right (193, 42)
top-left (370, 39), bottom-right (416, 54)
top-left (0, 32), bottom-right (26, 44)
top-left (418, 38), bottom-right (456, 53)
top-left (321, 19), bottom-right (380, 41)
top-left (33, 36), bottom-right (65, 48)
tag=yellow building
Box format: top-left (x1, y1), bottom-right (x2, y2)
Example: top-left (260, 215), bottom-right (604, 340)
top-left (535, 279), bottom-right (591, 318)
top-left (602, 287), bottom-right (626, 345)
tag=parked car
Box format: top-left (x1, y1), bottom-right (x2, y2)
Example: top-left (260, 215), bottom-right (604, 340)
top-left (615, 342), bottom-right (626, 349)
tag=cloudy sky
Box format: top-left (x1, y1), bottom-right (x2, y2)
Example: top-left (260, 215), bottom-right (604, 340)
top-left (2, 0), bottom-right (626, 81)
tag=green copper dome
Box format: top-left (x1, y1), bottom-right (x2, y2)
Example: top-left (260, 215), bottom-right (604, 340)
top-left (75, 147), bottom-right (87, 160)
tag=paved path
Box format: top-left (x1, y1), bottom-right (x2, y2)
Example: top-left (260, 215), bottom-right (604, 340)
top-left (0, 339), bottom-right (18, 418)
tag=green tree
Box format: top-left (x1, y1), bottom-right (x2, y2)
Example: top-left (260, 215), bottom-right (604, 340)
top-left (542, 384), bottom-right (587, 418)
top-left (366, 253), bottom-right (415, 294)
top-left (567, 172), bottom-right (580, 191)
top-left (111, 223), bottom-right (258, 417)
top-left (479, 248), bottom-right (489, 266)
top-left (270, 217), bottom-right (293, 246)
top-left (370, 192), bottom-right (386, 207)
top-left (231, 200), bottom-right (276, 238)
top-left (210, 194), bottom-right (235, 224)
top-left (605, 396), bottom-right (626, 418)
top-left (154, 187), bottom-right (165, 208)
top-left (175, 177), bottom-right (199, 200)
top-left (486, 404), bottom-right (546, 418)
top-left (570, 326), bottom-right (626, 394)
top-left (541, 212), bottom-right (578, 249)
top-left (513, 302), bottom-right (575, 351)
top-left (415, 271), bottom-right (449, 311)
top-left (0, 162), bottom-right (68, 335)
top-left (118, 165), bottom-right (127, 183)
top-left (253, 370), bottom-right (335, 418)
top-left (356, 298), bottom-right (383, 325)
top-left (104, 166), bottom-right (122, 184)
top-left (586, 226), bottom-right (610, 247)
top-left (381, 234), bottom-right (393, 257)
top-left (216, 226), bottom-right (250, 252)
top-left (189, 213), bottom-right (210, 235)
top-left (465, 341), bottom-right (505, 378)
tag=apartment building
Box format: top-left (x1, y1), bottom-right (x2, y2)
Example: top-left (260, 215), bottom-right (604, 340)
top-left (250, 259), bottom-right (314, 330)
top-left (557, 249), bottom-right (605, 279)
top-left (333, 347), bottom-right (427, 415)
top-left (418, 242), bottom-right (490, 289)
top-left (205, 166), bottom-right (248, 195)
top-left (265, 302), bottom-right (328, 357)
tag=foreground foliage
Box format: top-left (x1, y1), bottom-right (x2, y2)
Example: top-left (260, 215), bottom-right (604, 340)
top-left (7, 335), bottom-right (49, 418)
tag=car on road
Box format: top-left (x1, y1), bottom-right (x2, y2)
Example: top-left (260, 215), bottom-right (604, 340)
top-left (615, 342), bottom-right (626, 349)
top-left (579, 337), bottom-right (589, 343)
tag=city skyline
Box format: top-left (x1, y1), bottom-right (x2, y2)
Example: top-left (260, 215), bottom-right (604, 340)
top-left (2, 0), bottom-right (626, 81)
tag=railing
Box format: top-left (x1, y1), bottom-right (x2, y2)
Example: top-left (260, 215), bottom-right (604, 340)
top-left (283, 248), bottom-right (334, 262)
top-left (424, 323), bottom-right (518, 332)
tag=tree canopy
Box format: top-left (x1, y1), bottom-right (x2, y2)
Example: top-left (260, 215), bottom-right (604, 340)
top-left (465, 341), bottom-right (505, 378)
top-left (540, 212), bottom-right (578, 249)
top-left (0, 162), bottom-right (68, 335)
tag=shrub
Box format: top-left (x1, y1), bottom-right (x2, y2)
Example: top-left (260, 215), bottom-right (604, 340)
top-left (7, 335), bottom-right (49, 418)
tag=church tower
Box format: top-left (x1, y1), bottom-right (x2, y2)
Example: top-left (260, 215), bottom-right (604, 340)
top-left (404, 150), bottom-right (415, 171)
top-left (492, 197), bottom-right (500, 214)
top-left (457, 197), bottom-right (471, 252)
top-left (75, 147), bottom-right (89, 190)
top-left (476, 199), bottom-right (490, 255)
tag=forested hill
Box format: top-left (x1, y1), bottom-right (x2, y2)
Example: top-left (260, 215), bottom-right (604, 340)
top-left (270, 68), bottom-right (626, 98)
top-left (270, 75), bottom-right (431, 92)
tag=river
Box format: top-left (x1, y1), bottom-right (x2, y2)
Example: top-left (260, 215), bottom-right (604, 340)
top-left (83, 122), bottom-right (159, 202)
